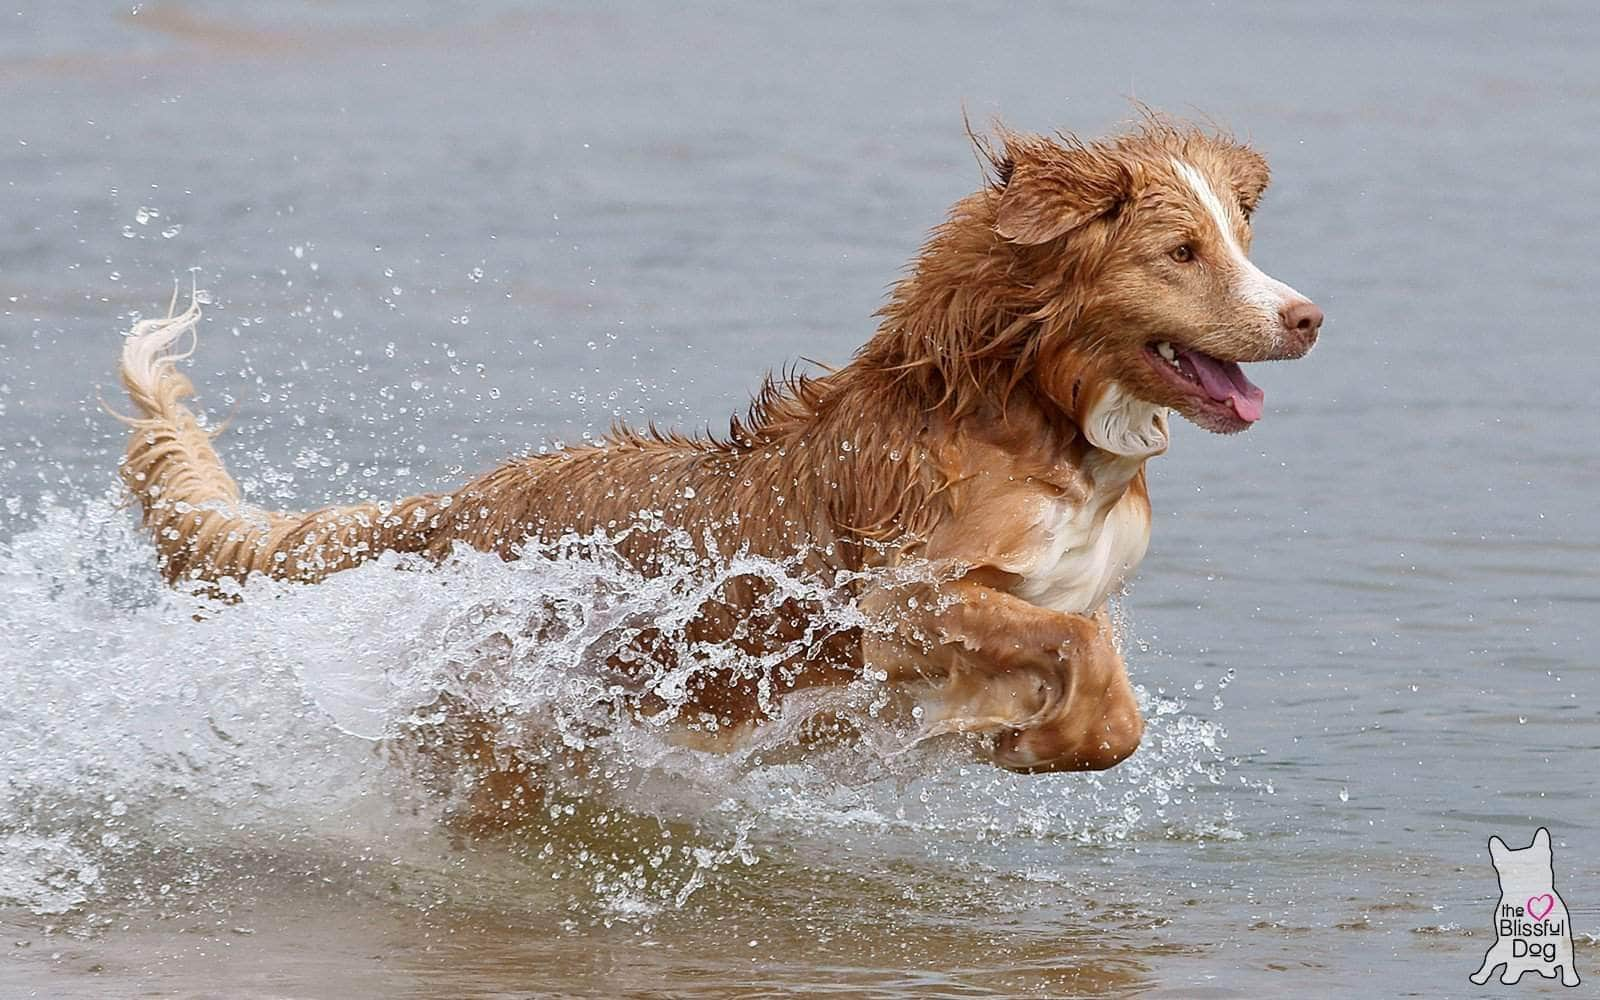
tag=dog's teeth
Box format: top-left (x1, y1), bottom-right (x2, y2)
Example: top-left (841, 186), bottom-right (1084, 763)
top-left (1157, 342), bottom-right (1176, 362)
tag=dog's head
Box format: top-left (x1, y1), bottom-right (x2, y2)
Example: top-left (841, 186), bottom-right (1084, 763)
top-left (987, 122), bottom-right (1321, 445)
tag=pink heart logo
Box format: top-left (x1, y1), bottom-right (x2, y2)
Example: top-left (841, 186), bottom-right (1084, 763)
top-left (1527, 894), bottom-right (1555, 921)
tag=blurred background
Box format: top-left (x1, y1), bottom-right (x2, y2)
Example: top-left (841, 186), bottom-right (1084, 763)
top-left (1, 2), bottom-right (1597, 997)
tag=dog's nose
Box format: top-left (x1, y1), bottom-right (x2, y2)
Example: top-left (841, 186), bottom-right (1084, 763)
top-left (1282, 300), bottom-right (1324, 337)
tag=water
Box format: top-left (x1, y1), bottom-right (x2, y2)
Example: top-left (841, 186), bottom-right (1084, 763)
top-left (2, 1), bottom-right (1598, 996)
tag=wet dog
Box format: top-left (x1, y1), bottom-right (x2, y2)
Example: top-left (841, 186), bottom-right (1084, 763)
top-left (116, 117), bottom-right (1320, 808)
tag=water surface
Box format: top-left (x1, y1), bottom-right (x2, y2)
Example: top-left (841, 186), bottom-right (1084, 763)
top-left (2, 2), bottom-right (1598, 996)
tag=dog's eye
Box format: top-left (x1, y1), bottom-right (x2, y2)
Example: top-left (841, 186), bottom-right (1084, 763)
top-left (1169, 244), bottom-right (1195, 263)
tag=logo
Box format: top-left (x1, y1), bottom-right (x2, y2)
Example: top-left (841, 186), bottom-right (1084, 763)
top-left (1470, 827), bottom-right (1580, 987)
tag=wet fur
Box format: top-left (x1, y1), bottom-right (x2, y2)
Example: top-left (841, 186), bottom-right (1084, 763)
top-left (117, 117), bottom-right (1316, 810)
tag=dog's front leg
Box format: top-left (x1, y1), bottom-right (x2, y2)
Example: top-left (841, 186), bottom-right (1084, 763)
top-left (985, 606), bottom-right (1143, 771)
top-left (864, 570), bottom-right (1103, 676)
top-left (864, 572), bottom-right (1144, 770)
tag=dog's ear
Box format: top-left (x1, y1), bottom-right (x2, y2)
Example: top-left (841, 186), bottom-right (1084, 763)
top-left (991, 130), bottom-right (1131, 246)
top-left (1533, 827), bottom-right (1552, 854)
top-left (1489, 835), bottom-right (1508, 861)
top-left (1215, 142), bottom-right (1271, 219)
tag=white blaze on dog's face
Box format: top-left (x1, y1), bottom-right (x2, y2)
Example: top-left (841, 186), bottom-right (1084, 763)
top-left (1130, 156), bottom-right (1323, 430)
top-left (993, 126), bottom-right (1323, 443)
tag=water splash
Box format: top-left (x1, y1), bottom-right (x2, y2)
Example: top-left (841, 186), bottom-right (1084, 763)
top-left (0, 487), bottom-right (1249, 921)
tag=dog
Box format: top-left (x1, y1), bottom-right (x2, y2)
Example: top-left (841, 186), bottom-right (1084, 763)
top-left (115, 117), bottom-right (1321, 813)
top-left (1470, 827), bottom-right (1581, 987)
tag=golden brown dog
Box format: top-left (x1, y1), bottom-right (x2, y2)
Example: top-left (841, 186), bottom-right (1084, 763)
top-left (116, 117), bottom-right (1321, 799)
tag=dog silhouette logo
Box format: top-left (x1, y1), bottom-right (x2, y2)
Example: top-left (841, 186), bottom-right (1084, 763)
top-left (1470, 827), bottom-right (1580, 987)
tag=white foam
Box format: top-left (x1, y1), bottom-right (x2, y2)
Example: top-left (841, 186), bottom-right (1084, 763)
top-left (0, 488), bottom-right (1247, 917)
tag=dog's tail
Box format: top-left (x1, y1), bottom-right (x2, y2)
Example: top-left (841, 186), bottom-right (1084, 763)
top-left (116, 292), bottom-right (446, 586)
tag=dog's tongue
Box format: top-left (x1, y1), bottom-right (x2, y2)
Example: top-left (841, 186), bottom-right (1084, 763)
top-left (1182, 349), bottom-right (1265, 422)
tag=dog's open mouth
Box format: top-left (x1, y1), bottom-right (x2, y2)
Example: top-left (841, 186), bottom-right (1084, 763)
top-left (1145, 340), bottom-right (1265, 424)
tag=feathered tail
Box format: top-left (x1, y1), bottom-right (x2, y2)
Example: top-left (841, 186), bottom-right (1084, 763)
top-left (116, 294), bottom-right (445, 585)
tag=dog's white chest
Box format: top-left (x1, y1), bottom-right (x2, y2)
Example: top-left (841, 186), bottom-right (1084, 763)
top-left (1013, 489), bottom-right (1151, 614)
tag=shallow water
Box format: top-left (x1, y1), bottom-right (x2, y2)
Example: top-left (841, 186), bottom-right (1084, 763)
top-left (2, 1), bottom-right (1599, 997)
